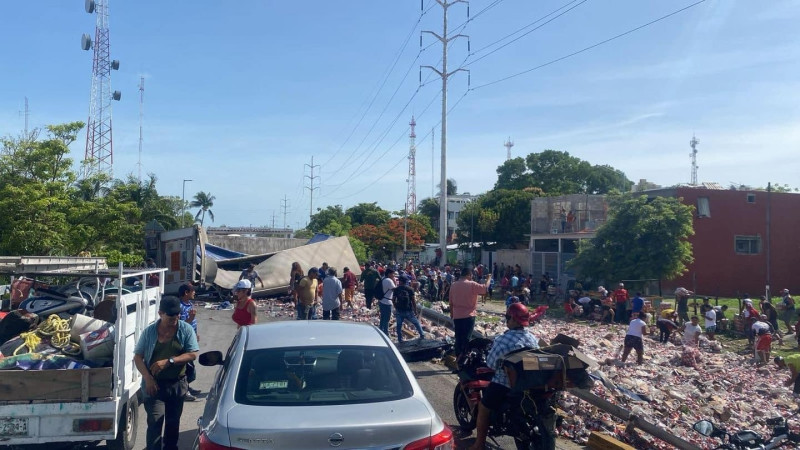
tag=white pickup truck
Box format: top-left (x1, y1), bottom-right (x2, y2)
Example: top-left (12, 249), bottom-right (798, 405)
top-left (0, 265), bottom-right (163, 449)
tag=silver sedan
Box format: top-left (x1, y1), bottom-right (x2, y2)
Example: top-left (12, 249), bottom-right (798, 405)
top-left (194, 321), bottom-right (454, 450)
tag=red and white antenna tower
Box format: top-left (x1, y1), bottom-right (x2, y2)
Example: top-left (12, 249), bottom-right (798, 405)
top-left (406, 116), bottom-right (418, 215)
top-left (81, 0), bottom-right (121, 179)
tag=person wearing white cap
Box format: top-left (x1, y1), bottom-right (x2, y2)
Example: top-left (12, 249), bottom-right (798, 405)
top-left (231, 279), bottom-right (257, 328)
top-left (780, 289), bottom-right (796, 333)
top-left (742, 294), bottom-right (758, 346)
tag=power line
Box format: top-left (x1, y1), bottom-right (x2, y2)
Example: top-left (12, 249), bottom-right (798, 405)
top-left (331, 89), bottom-right (469, 202)
top-left (472, 0), bottom-right (708, 90)
top-left (320, 87), bottom-right (440, 198)
top-left (464, 0), bottom-right (589, 68)
top-left (321, 5), bottom-right (433, 167)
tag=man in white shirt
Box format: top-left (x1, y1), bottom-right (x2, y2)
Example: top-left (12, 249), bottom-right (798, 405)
top-left (682, 316), bottom-right (703, 347)
top-left (703, 306), bottom-right (717, 340)
top-left (378, 268), bottom-right (396, 336)
top-left (621, 313), bottom-right (649, 365)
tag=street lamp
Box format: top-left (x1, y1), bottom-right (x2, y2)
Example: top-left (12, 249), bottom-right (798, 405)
top-left (182, 179), bottom-right (193, 227)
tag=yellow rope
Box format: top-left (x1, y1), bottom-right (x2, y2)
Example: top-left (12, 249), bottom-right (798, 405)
top-left (13, 331), bottom-right (41, 356)
top-left (38, 315), bottom-right (71, 349)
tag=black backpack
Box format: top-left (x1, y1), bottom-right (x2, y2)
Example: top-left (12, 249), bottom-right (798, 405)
top-left (394, 286), bottom-right (413, 311)
top-left (375, 277), bottom-right (388, 300)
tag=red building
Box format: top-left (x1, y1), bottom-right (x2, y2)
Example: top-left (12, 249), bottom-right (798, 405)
top-left (647, 186), bottom-right (800, 298)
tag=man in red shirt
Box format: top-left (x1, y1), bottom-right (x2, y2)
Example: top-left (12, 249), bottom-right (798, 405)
top-left (449, 267), bottom-right (491, 357)
top-left (613, 283), bottom-right (629, 323)
top-left (341, 267), bottom-right (357, 309)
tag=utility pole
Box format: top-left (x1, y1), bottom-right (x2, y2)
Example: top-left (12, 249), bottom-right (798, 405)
top-left (138, 77), bottom-right (144, 183)
top-left (271, 211), bottom-right (276, 228)
top-left (280, 195), bottom-right (290, 229)
top-left (431, 127), bottom-right (435, 198)
top-left (422, 0), bottom-right (469, 267)
top-left (304, 157), bottom-right (320, 223)
top-left (504, 137), bottom-right (514, 161)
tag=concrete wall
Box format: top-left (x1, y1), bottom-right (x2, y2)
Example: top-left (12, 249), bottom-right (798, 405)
top-left (208, 236), bottom-right (308, 255)
top-left (494, 249), bottom-right (531, 274)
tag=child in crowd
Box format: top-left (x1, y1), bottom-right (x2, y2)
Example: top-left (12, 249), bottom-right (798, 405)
top-left (755, 328), bottom-right (772, 366)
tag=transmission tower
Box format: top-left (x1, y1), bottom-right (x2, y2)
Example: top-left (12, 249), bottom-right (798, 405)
top-left (304, 157), bottom-right (320, 224)
top-left (406, 116), bottom-right (418, 215)
top-left (81, 0), bottom-right (121, 179)
top-left (137, 77), bottom-right (144, 182)
top-left (504, 137), bottom-right (514, 160)
top-left (690, 134), bottom-right (699, 186)
top-left (422, 0), bottom-right (469, 257)
top-left (19, 97), bottom-right (30, 135)
top-left (280, 195), bottom-right (290, 229)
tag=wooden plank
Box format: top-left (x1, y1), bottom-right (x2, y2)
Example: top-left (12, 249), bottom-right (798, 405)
top-left (0, 368), bottom-right (112, 402)
top-left (569, 388), bottom-right (702, 450)
top-left (81, 370), bottom-right (90, 402)
top-left (587, 432), bottom-right (636, 450)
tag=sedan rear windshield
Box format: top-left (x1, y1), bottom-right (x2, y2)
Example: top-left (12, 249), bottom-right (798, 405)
top-left (235, 346), bottom-right (413, 406)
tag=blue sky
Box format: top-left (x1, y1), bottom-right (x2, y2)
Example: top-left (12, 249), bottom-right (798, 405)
top-left (2, 1), bottom-right (799, 229)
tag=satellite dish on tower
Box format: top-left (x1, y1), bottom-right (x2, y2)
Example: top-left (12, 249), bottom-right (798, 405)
top-left (81, 33), bottom-right (92, 51)
top-left (112, 91), bottom-right (121, 101)
top-left (111, 60), bottom-right (120, 70)
top-left (85, 0), bottom-right (95, 13)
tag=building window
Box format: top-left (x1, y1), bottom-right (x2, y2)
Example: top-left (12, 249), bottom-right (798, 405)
top-left (746, 193), bottom-right (756, 203)
top-left (697, 197), bottom-right (710, 217)
top-left (734, 235), bottom-right (761, 255)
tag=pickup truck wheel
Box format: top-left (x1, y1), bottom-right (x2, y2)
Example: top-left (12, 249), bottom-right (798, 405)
top-left (107, 396), bottom-right (138, 450)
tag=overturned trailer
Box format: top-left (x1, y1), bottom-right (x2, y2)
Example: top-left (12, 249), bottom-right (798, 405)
top-left (212, 236), bottom-right (362, 296)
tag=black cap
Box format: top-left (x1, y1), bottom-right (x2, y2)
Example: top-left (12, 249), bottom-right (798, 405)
top-left (160, 296), bottom-right (182, 316)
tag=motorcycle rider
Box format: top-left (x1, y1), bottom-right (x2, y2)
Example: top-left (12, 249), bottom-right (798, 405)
top-left (468, 303), bottom-right (539, 450)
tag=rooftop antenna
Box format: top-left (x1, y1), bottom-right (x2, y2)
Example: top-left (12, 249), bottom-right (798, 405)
top-left (504, 136), bottom-right (514, 160)
top-left (690, 134), bottom-right (699, 186)
top-left (81, 0), bottom-right (121, 179)
top-left (137, 76), bottom-right (144, 183)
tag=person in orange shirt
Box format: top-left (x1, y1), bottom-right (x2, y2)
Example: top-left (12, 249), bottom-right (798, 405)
top-left (449, 266), bottom-right (491, 357)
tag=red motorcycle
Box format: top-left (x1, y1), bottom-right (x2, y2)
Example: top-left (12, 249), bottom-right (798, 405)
top-left (452, 338), bottom-right (562, 450)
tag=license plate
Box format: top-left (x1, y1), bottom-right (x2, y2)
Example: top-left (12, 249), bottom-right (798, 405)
top-left (0, 417), bottom-right (28, 437)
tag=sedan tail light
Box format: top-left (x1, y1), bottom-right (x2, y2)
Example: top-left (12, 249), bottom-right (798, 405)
top-left (403, 424), bottom-right (454, 450)
top-left (198, 432), bottom-right (243, 450)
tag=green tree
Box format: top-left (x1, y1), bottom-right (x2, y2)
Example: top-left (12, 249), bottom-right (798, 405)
top-left (191, 191), bottom-right (216, 226)
top-left (348, 236), bottom-right (368, 263)
top-left (417, 197), bottom-right (440, 233)
top-left (346, 202), bottom-right (391, 227)
top-left (308, 205), bottom-right (351, 235)
top-left (495, 150), bottom-right (632, 195)
top-left (495, 157), bottom-right (534, 191)
top-left (457, 189), bottom-right (536, 248)
top-left (569, 194), bottom-right (694, 281)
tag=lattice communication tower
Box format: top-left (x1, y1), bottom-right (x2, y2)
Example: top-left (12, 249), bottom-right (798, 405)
top-left (81, 0), bottom-right (120, 178)
top-left (406, 116), bottom-right (418, 215)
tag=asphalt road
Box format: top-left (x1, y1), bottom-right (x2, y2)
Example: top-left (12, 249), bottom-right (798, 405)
top-left (126, 303), bottom-right (583, 450)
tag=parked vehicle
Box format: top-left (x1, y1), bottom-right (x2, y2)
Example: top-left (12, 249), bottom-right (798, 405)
top-left (195, 321), bottom-right (453, 450)
top-left (693, 415), bottom-right (800, 450)
top-left (0, 262), bottom-right (163, 450)
top-left (452, 337), bottom-right (591, 450)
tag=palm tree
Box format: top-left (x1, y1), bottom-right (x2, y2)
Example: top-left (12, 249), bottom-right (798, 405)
top-left (191, 191), bottom-right (216, 226)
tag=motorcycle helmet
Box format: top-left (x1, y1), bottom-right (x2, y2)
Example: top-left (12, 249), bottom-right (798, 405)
top-left (507, 303), bottom-right (530, 326)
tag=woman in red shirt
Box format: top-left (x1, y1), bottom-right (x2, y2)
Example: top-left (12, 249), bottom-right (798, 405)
top-left (232, 280), bottom-right (257, 328)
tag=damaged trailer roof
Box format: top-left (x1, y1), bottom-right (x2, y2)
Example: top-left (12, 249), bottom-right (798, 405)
top-left (211, 236), bottom-right (361, 296)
